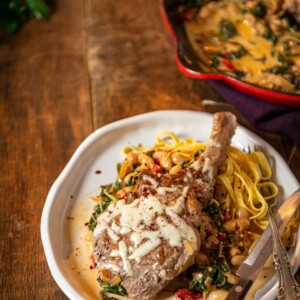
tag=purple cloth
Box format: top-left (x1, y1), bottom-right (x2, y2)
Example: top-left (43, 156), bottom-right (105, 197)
top-left (209, 80), bottom-right (300, 143)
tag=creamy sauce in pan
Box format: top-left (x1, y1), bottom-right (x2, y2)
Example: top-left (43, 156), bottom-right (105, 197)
top-left (183, 0), bottom-right (300, 93)
top-left (64, 197), bottom-right (275, 300)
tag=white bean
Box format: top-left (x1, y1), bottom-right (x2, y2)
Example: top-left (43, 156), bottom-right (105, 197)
top-left (236, 207), bottom-right (249, 219)
top-left (231, 255), bottom-right (246, 267)
top-left (229, 247), bottom-right (241, 257)
top-left (171, 152), bottom-right (190, 165)
top-left (236, 218), bottom-right (250, 230)
top-left (223, 220), bottom-right (236, 233)
top-left (169, 165), bottom-right (182, 174)
top-left (206, 289), bottom-right (229, 300)
top-left (160, 156), bottom-right (172, 170)
top-left (138, 153), bottom-right (154, 166)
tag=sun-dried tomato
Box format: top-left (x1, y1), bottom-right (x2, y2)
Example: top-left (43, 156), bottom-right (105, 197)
top-left (175, 288), bottom-right (203, 300)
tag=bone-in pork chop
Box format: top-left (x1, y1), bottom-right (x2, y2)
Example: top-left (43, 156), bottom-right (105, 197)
top-left (92, 112), bottom-right (237, 299)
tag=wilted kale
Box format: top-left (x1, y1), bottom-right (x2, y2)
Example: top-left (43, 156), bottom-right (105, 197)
top-left (88, 183), bottom-right (122, 231)
top-left (88, 201), bottom-right (111, 231)
top-left (97, 279), bottom-right (128, 296)
top-left (219, 19), bottom-right (237, 39)
top-left (262, 29), bottom-right (277, 44)
top-left (205, 201), bottom-right (223, 221)
top-left (251, 1), bottom-right (267, 18)
top-left (188, 257), bottom-right (233, 293)
top-left (264, 65), bottom-right (289, 75)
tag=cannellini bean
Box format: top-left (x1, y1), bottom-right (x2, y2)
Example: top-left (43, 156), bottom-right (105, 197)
top-left (236, 207), bottom-right (249, 219)
top-left (138, 153), bottom-right (154, 166)
top-left (236, 218), bottom-right (250, 230)
top-left (224, 272), bottom-right (238, 284)
top-left (160, 156), bottom-right (172, 170)
top-left (171, 152), bottom-right (190, 165)
top-left (206, 289), bottom-right (229, 300)
top-left (229, 247), bottom-right (241, 257)
top-left (169, 165), bottom-right (182, 174)
top-left (223, 220), bottom-right (236, 233)
top-left (152, 151), bottom-right (166, 161)
top-left (231, 255), bottom-right (246, 267)
top-left (199, 2), bottom-right (218, 19)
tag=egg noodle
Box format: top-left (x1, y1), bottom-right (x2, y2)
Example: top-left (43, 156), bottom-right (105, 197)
top-left (124, 130), bottom-right (278, 231)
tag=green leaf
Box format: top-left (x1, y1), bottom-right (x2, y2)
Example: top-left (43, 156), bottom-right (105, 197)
top-left (188, 257), bottom-right (233, 293)
top-left (1, 19), bottom-right (20, 34)
top-left (103, 188), bottom-right (119, 202)
top-left (251, 2), bottom-right (267, 18)
top-left (219, 19), bottom-right (237, 39)
top-left (264, 65), bottom-right (288, 75)
top-left (0, 1), bottom-right (29, 34)
top-left (26, 0), bottom-right (51, 19)
top-left (262, 29), bottom-right (277, 44)
top-left (97, 279), bottom-right (127, 296)
top-left (88, 201), bottom-right (111, 231)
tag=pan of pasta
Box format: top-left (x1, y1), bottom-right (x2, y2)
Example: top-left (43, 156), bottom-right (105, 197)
top-left (40, 110), bottom-right (300, 300)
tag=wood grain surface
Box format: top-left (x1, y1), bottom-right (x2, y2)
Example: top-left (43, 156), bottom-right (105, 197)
top-left (0, 0), bottom-right (299, 299)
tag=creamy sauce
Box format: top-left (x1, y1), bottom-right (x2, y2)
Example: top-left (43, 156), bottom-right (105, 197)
top-left (64, 198), bottom-right (99, 299)
top-left (245, 255), bottom-right (276, 300)
top-left (203, 157), bottom-right (214, 180)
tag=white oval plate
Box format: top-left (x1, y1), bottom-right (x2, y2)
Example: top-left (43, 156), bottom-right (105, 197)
top-left (41, 110), bottom-right (300, 300)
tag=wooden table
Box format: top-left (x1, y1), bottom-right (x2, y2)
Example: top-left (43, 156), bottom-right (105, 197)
top-left (0, 1), bottom-right (299, 299)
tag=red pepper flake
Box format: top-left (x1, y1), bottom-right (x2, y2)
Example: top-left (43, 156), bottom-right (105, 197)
top-left (153, 157), bottom-right (160, 164)
top-left (218, 232), bottom-right (227, 242)
top-left (221, 58), bottom-right (235, 70)
top-left (95, 170), bottom-right (102, 174)
top-left (89, 253), bottom-right (97, 269)
top-left (223, 210), bottom-right (232, 221)
top-left (182, 210), bottom-right (189, 217)
top-left (175, 288), bottom-right (203, 300)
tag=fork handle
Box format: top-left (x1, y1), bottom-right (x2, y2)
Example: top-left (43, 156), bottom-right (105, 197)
top-left (269, 209), bottom-right (300, 300)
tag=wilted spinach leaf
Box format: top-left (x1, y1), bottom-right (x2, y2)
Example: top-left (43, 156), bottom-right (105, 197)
top-left (98, 279), bottom-right (127, 296)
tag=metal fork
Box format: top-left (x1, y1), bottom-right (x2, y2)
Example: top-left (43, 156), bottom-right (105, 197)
top-left (244, 145), bottom-right (300, 300)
